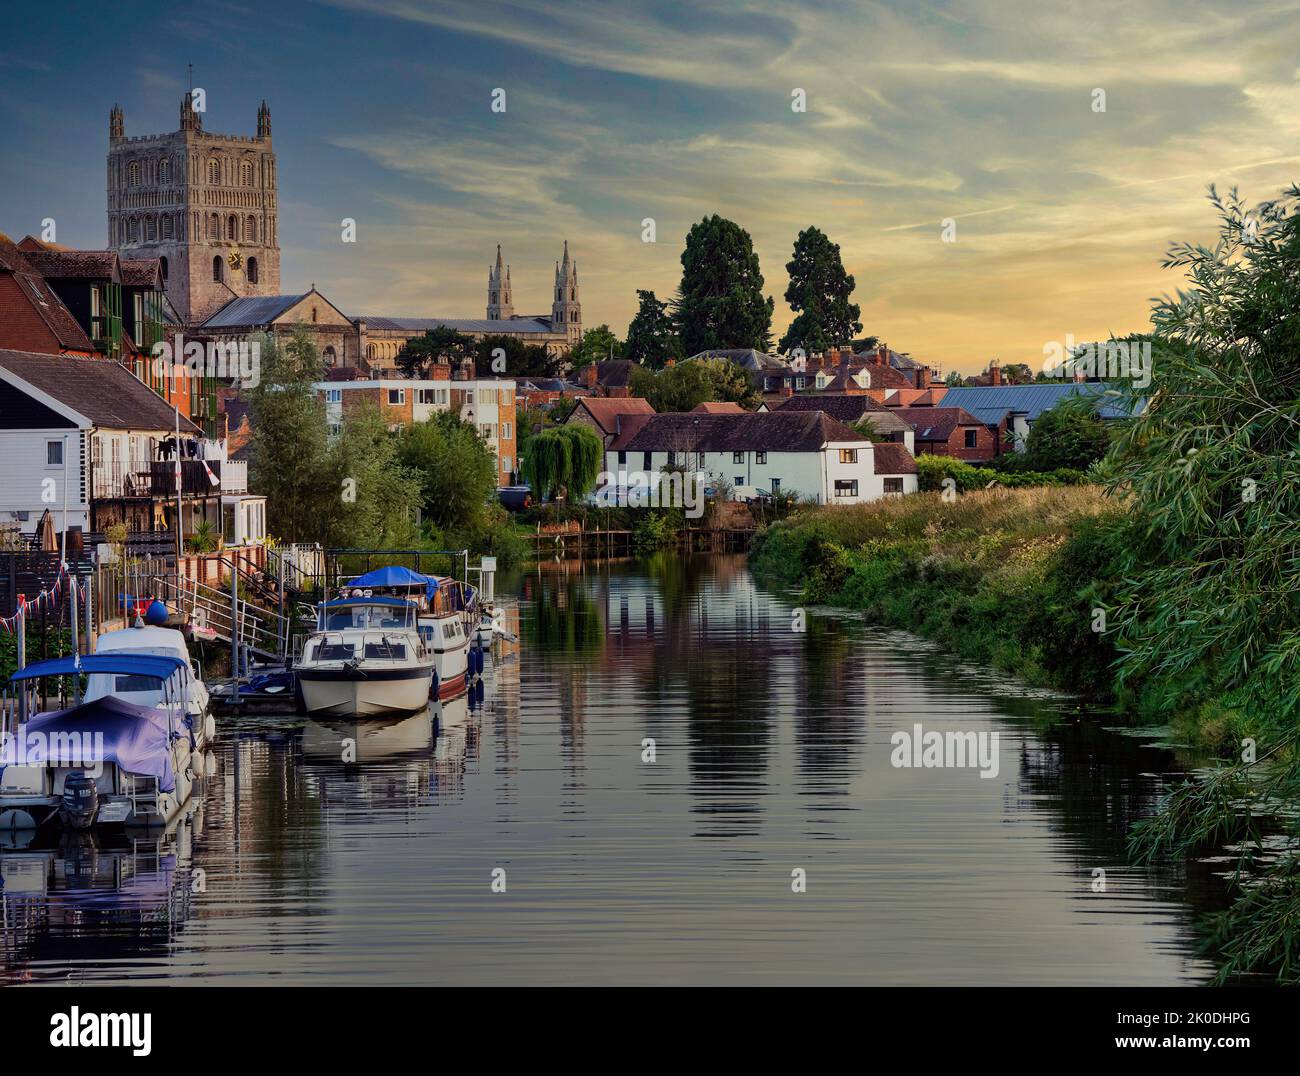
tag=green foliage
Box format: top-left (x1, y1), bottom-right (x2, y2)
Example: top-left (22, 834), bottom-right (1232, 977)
top-left (675, 215), bottom-right (774, 354)
top-left (644, 357), bottom-right (760, 412)
top-left (568, 324), bottom-right (624, 367)
top-left (324, 404), bottom-right (422, 547)
top-left (523, 424), bottom-right (604, 501)
top-left (624, 289), bottom-right (681, 368)
top-left (397, 411), bottom-right (498, 531)
top-left (396, 326), bottom-right (473, 378)
top-left (472, 334), bottom-right (555, 378)
top-left (185, 518), bottom-right (218, 553)
top-left (1023, 394), bottom-right (1113, 469)
top-left (944, 370), bottom-right (964, 387)
top-left (778, 226), bottom-right (862, 353)
top-left (248, 329), bottom-right (332, 543)
top-left (914, 454), bottom-right (1086, 492)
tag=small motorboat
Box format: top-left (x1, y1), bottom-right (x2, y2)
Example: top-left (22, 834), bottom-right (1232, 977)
top-left (90, 622), bottom-right (214, 751)
top-left (0, 653), bottom-right (199, 833)
top-left (295, 596), bottom-right (434, 717)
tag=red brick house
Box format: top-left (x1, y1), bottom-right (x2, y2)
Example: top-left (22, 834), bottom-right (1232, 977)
top-left (564, 395), bottom-right (655, 448)
top-left (890, 405), bottom-right (998, 462)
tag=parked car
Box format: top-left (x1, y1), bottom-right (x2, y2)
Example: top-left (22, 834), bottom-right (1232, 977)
top-left (498, 485), bottom-right (533, 511)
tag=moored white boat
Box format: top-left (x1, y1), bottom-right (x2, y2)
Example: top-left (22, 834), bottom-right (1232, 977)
top-left (295, 596), bottom-right (433, 717)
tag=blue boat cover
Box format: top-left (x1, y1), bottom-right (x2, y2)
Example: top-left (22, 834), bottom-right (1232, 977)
top-left (320, 596), bottom-right (419, 609)
top-left (346, 565), bottom-right (441, 601)
top-left (10, 653), bottom-right (186, 683)
top-left (10, 696), bottom-right (176, 792)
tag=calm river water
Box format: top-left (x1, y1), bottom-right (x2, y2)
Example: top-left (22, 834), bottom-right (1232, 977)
top-left (1, 555), bottom-right (1219, 985)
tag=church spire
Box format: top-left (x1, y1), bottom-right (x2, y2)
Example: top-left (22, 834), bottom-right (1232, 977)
top-left (552, 240), bottom-right (581, 347)
top-left (109, 103), bottom-right (124, 143)
top-left (180, 92), bottom-right (201, 132)
top-left (487, 243), bottom-right (513, 320)
top-left (257, 99), bottom-right (272, 139)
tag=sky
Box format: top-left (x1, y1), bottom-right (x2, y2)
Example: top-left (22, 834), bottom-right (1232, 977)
top-left (3, 0), bottom-right (1299, 375)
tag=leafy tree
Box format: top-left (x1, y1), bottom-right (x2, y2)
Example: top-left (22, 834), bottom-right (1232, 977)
top-left (396, 326), bottom-right (473, 379)
top-left (397, 411), bottom-right (499, 530)
top-left (472, 334), bottom-right (555, 379)
top-left (944, 370), bottom-right (964, 387)
top-left (1023, 395), bottom-right (1112, 468)
top-left (850, 335), bottom-right (880, 351)
top-left (568, 324), bottom-right (624, 368)
top-left (523, 424), bottom-right (604, 501)
top-left (1107, 184), bottom-right (1300, 982)
top-left (323, 404), bottom-right (422, 547)
top-left (644, 357), bottom-right (760, 412)
top-left (624, 290), bottom-right (680, 368)
top-left (248, 329), bottom-right (331, 543)
top-left (779, 226), bottom-right (861, 353)
top-left (675, 215), bottom-right (774, 354)
top-left (1001, 362), bottom-right (1036, 385)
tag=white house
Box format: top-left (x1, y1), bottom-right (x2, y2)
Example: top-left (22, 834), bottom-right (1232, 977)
top-left (0, 347), bottom-right (265, 544)
top-left (605, 410), bottom-right (918, 505)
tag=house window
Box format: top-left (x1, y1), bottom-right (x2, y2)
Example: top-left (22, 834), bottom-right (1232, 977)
top-left (326, 389), bottom-right (342, 403)
top-left (839, 449), bottom-right (858, 464)
top-left (501, 457), bottom-right (512, 473)
top-left (388, 389), bottom-right (406, 405)
top-left (666, 451), bottom-right (677, 466)
top-left (643, 452), bottom-right (652, 469)
top-left (834, 479), bottom-right (858, 497)
top-left (771, 478), bottom-right (781, 492)
top-left (501, 422), bottom-right (512, 439)
top-left (733, 451), bottom-right (744, 464)
top-left (416, 388), bottom-right (437, 405)
top-left (884, 478), bottom-right (904, 494)
top-left (734, 476), bottom-right (743, 486)
top-left (964, 429), bottom-right (978, 448)
top-left (755, 451), bottom-right (767, 465)
top-left (617, 451), bottom-right (627, 465)
top-left (46, 440), bottom-right (63, 466)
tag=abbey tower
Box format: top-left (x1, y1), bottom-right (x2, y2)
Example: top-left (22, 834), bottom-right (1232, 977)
top-left (107, 95), bottom-right (280, 325)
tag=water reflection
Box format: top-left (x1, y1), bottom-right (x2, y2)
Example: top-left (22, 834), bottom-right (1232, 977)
top-left (1, 556), bottom-right (1219, 984)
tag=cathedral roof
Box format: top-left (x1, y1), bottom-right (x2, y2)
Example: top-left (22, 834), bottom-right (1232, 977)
top-left (200, 294), bottom-right (312, 328)
top-left (357, 316), bottom-right (556, 335)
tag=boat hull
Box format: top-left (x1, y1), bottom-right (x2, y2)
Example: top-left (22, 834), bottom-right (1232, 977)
top-left (298, 666), bottom-right (434, 717)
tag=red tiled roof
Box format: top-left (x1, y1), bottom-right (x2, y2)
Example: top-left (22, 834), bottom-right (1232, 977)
top-left (0, 236), bottom-right (95, 353)
top-left (569, 395), bottom-right (655, 435)
top-left (871, 442), bottom-right (918, 474)
top-left (19, 248), bottom-right (120, 281)
top-left (891, 405), bottom-right (986, 441)
top-left (120, 259), bottom-right (163, 287)
top-left (691, 401), bottom-right (746, 413)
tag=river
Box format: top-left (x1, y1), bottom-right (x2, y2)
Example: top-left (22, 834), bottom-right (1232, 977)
top-left (0, 555), bottom-right (1219, 985)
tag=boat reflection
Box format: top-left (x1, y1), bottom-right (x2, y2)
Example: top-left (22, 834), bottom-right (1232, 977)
top-left (0, 801), bottom-right (204, 984)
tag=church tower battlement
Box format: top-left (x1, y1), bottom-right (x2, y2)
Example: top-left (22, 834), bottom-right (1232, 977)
top-left (107, 94), bottom-right (280, 326)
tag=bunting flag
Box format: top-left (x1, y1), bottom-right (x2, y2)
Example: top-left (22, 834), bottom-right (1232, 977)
top-left (201, 459), bottom-right (221, 487)
top-left (0, 560), bottom-right (83, 636)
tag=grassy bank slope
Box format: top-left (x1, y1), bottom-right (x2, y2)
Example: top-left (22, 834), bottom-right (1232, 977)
top-left (751, 486), bottom-right (1130, 701)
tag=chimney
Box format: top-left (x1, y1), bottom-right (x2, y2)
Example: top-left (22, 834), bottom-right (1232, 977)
top-left (912, 366), bottom-right (927, 390)
top-left (455, 357), bottom-right (475, 381)
top-left (581, 363), bottom-right (598, 388)
top-left (875, 343), bottom-right (889, 367)
top-left (989, 359), bottom-right (1002, 386)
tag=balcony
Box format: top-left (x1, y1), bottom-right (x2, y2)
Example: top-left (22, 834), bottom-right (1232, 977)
top-left (91, 459), bottom-right (245, 499)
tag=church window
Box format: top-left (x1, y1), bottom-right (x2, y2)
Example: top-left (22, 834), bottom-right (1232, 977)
top-left (160, 256), bottom-right (168, 280)
top-left (159, 158), bottom-right (171, 185)
top-left (208, 213), bottom-right (219, 240)
top-left (162, 214), bottom-right (173, 240)
top-left (246, 215), bottom-right (257, 242)
top-left (128, 160), bottom-right (141, 186)
top-left (570, 288), bottom-right (575, 300)
top-left (208, 158), bottom-right (221, 185)
top-left (212, 256), bottom-right (223, 282)
top-left (144, 216), bottom-right (156, 242)
top-left (126, 217), bottom-right (138, 242)
top-left (227, 214), bottom-right (238, 240)
top-left (241, 159), bottom-right (254, 186)
top-left (311, 307), bottom-right (318, 323)
top-left (247, 257), bottom-right (258, 284)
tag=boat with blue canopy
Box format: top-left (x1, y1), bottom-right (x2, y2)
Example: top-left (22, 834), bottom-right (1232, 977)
top-left (1, 653), bottom-right (199, 833)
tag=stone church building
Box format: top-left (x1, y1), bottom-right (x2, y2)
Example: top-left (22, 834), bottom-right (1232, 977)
top-left (108, 96), bottom-right (582, 374)
top-left (108, 94), bottom-right (279, 325)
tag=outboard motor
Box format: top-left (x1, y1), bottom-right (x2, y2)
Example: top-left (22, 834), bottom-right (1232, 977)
top-left (59, 771), bottom-right (99, 830)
